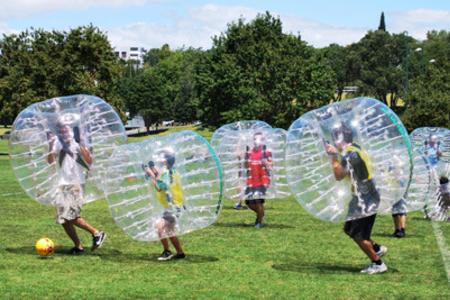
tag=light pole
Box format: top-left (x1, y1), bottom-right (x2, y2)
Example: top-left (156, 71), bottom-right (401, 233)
top-left (404, 47), bottom-right (426, 100)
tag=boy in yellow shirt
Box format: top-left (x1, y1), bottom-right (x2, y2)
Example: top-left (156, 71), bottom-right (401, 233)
top-left (143, 150), bottom-right (186, 261)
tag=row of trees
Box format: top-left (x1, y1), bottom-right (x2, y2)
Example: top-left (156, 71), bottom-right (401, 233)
top-left (0, 12), bottom-right (449, 131)
top-left (0, 25), bottom-right (124, 125)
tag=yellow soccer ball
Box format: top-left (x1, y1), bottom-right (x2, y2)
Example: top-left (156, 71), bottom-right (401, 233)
top-left (35, 238), bottom-right (55, 257)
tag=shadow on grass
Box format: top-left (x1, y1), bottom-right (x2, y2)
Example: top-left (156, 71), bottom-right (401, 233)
top-left (5, 246), bottom-right (122, 257)
top-left (5, 246), bottom-right (217, 264)
top-left (222, 206), bottom-right (275, 211)
top-left (272, 262), bottom-right (399, 274)
top-left (372, 232), bottom-right (424, 238)
top-left (213, 222), bottom-right (295, 229)
top-left (411, 216), bottom-right (432, 222)
top-left (99, 252), bottom-right (218, 264)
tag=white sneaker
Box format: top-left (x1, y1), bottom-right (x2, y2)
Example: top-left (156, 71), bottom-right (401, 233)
top-left (376, 245), bottom-right (388, 257)
top-left (361, 262), bottom-right (388, 274)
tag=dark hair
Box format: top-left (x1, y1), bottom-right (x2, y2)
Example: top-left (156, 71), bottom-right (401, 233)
top-left (331, 123), bottom-right (353, 143)
top-left (163, 151), bottom-right (175, 169)
top-left (440, 176), bottom-right (449, 185)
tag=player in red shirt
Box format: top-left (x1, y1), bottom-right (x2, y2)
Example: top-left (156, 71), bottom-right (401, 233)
top-left (244, 132), bottom-right (272, 228)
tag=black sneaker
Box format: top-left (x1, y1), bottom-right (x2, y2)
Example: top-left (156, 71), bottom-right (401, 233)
top-left (395, 229), bottom-right (406, 238)
top-left (69, 247), bottom-right (85, 255)
top-left (158, 250), bottom-right (173, 261)
top-left (173, 252), bottom-right (186, 260)
top-left (92, 231), bottom-right (106, 251)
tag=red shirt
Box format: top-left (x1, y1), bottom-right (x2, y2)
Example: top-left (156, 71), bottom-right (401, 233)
top-left (246, 147), bottom-right (272, 187)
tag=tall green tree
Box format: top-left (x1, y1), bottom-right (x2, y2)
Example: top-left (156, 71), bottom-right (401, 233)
top-left (0, 25), bottom-right (123, 126)
top-left (122, 69), bottom-right (168, 133)
top-left (143, 44), bottom-right (171, 66)
top-left (196, 12), bottom-right (335, 128)
top-left (121, 47), bottom-right (202, 125)
top-left (349, 30), bottom-right (414, 111)
top-left (378, 12), bottom-right (386, 31)
top-left (402, 30), bottom-right (450, 129)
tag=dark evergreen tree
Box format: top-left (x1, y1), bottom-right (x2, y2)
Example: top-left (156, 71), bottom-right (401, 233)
top-left (378, 12), bottom-right (386, 31)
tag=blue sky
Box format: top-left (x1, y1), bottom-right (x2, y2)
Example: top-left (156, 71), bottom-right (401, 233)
top-left (1, 1), bottom-right (449, 49)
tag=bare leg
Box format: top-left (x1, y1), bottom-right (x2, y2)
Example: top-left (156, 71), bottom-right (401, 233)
top-left (393, 215), bottom-right (406, 230)
top-left (160, 238), bottom-right (170, 251)
top-left (398, 215), bottom-right (406, 229)
top-left (255, 203), bottom-right (265, 223)
top-left (355, 239), bottom-right (380, 261)
top-left (247, 203), bottom-right (265, 223)
top-left (169, 236), bottom-right (184, 254)
top-left (246, 203), bottom-right (257, 213)
top-left (157, 219), bottom-right (172, 251)
top-left (62, 222), bottom-right (82, 249)
top-left (72, 217), bottom-right (98, 235)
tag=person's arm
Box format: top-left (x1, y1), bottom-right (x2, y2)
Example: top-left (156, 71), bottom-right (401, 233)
top-left (262, 147), bottom-right (273, 169)
top-left (326, 144), bottom-right (347, 181)
top-left (79, 145), bottom-right (92, 165)
top-left (437, 144), bottom-right (442, 158)
top-left (143, 165), bottom-right (159, 189)
top-left (47, 132), bottom-right (56, 164)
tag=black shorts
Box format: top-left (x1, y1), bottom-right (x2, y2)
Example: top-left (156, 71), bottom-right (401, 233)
top-left (343, 214), bottom-right (377, 240)
top-left (245, 185), bottom-right (267, 200)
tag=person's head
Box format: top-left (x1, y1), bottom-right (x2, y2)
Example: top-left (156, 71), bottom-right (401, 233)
top-left (56, 122), bottom-right (74, 143)
top-left (331, 122), bottom-right (353, 150)
top-left (429, 135), bottom-right (438, 146)
top-left (156, 149), bottom-right (176, 169)
top-left (440, 176), bottom-right (449, 185)
top-left (253, 132), bottom-right (265, 148)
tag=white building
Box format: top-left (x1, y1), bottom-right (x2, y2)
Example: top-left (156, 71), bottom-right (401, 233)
top-left (114, 47), bottom-right (147, 67)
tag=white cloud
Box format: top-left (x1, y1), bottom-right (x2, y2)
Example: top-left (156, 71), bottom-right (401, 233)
top-left (282, 16), bottom-right (367, 47)
top-left (388, 9), bottom-right (450, 40)
top-left (0, 22), bottom-right (17, 36)
top-left (3, 4), bottom-right (449, 49)
top-left (108, 4), bottom-right (260, 50)
top-left (0, 0), bottom-right (157, 22)
top-left (107, 4), bottom-right (367, 50)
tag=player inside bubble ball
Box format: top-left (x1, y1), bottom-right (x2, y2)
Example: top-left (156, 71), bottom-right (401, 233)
top-left (244, 132), bottom-right (272, 228)
top-left (423, 135), bottom-right (443, 219)
top-left (47, 121), bottom-right (106, 255)
top-left (423, 135), bottom-right (442, 167)
top-left (142, 149), bottom-right (186, 261)
top-left (433, 176), bottom-right (450, 221)
top-left (325, 122), bottom-right (388, 274)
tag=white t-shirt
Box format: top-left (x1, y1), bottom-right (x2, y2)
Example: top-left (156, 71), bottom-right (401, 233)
top-left (54, 139), bottom-right (87, 185)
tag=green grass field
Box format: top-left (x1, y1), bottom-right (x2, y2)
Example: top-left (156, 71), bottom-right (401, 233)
top-left (1, 127), bottom-right (450, 299)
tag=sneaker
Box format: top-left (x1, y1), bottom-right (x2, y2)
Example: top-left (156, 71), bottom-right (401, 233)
top-left (92, 231), bottom-right (106, 251)
top-left (173, 252), bottom-right (186, 260)
top-left (255, 222), bottom-right (264, 229)
top-left (69, 247), bottom-right (85, 255)
top-left (376, 245), bottom-right (388, 257)
top-left (158, 250), bottom-right (173, 261)
top-left (360, 262), bottom-right (388, 274)
top-left (234, 203), bottom-right (242, 210)
top-left (393, 229), bottom-right (405, 238)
